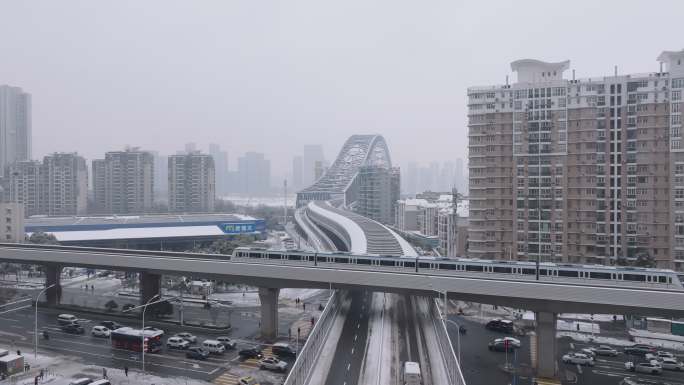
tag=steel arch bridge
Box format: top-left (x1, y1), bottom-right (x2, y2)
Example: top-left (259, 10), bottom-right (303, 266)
top-left (296, 134), bottom-right (392, 207)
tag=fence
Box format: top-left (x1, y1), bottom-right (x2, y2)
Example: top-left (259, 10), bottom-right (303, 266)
top-left (283, 290), bottom-right (342, 385)
top-left (431, 299), bottom-right (467, 385)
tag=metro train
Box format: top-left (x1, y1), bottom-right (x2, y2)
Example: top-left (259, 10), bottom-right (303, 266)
top-left (233, 247), bottom-right (684, 289)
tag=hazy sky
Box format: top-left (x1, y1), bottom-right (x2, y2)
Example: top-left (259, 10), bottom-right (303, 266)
top-left (1, 0), bottom-right (683, 177)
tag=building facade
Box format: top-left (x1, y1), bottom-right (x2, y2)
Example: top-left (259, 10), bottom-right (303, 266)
top-left (0, 85), bottom-right (31, 177)
top-left (0, 203), bottom-right (25, 242)
top-left (468, 49), bottom-right (684, 270)
top-left (42, 153), bottom-right (88, 216)
top-left (92, 149), bottom-right (155, 214)
top-left (169, 152), bottom-right (215, 213)
top-left (8, 160), bottom-right (43, 217)
top-left (355, 165), bottom-right (400, 225)
top-left (236, 152), bottom-right (271, 196)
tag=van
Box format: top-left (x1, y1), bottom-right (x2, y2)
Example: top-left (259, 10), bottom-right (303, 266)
top-left (89, 380), bottom-right (111, 385)
top-left (202, 340), bottom-right (226, 354)
top-left (68, 379), bottom-right (93, 385)
top-left (402, 361), bottom-right (422, 385)
top-left (57, 314), bottom-right (78, 326)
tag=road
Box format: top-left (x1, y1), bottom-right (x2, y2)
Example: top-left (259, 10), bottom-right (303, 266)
top-left (0, 301), bottom-right (320, 384)
top-left (448, 314), bottom-right (684, 385)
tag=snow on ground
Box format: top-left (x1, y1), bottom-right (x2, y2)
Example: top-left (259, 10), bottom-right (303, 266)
top-left (280, 288), bottom-right (323, 302)
top-left (359, 292), bottom-right (391, 385)
top-left (557, 320), bottom-right (601, 334)
top-left (557, 331), bottom-right (634, 347)
top-left (629, 329), bottom-right (684, 351)
top-left (559, 313), bottom-right (623, 322)
top-left (8, 353), bottom-right (212, 385)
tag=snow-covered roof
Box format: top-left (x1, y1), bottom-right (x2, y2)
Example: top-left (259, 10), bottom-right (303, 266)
top-left (28, 225), bottom-right (239, 242)
top-left (307, 201), bottom-right (367, 254)
top-left (457, 200), bottom-right (469, 217)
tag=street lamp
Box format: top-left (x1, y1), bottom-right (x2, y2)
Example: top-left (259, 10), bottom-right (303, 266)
top-left (35, 284), bottom-right (55, 358)
top-left (123, 294), bottom-right (164, 373)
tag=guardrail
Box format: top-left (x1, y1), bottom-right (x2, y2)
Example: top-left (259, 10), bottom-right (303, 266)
top-left (431, 299), bottom-right (467, 385)
top-left (284, 290), bottom-right (342, 385)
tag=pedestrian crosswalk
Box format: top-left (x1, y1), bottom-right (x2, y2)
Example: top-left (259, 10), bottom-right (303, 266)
top-left (239, 346), bottom-right (273, 369)
top-left (213, 371), bottom-right (240, 385)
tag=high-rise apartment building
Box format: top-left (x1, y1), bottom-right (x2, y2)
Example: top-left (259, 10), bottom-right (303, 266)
top-left (92, 149), bottom-right (154, 214)
top-left (43, 153), bottom-right (88, 216)
top-left (209, 144), bottom-right (228, 196)
top-left (355, 165), bottom-right (400, 225)
top-left (236, 152), bottom-right (271, 196)
top-left (168, 152), bottom-right (215, 212)
top-left (151, 152), bottom-right (168, 197)
top-left (303, 145), bottom-right (325, 187)
top-left (468, 49), bottom-right (684, 270)
top-left (0, 85), bottom-right (31, 177)
top-left (0, 203), bottom-right (25, 242)
top-left (8, 160), bottom-right (43, 216)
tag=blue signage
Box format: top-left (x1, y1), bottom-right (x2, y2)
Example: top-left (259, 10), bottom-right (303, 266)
top-left (219, 222), bottom-right (256, 234)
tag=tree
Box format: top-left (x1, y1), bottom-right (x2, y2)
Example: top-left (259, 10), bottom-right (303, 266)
top-left (150, 301), bottom-right (173, 318)
top-left (104, 300), bottom-right (119, 312)
top-left (634, 252), bottom-right (656, 268)
top-left (26, 231), bottom-right (59, 245)
top-left (191, 235), bottom-right (254, 255)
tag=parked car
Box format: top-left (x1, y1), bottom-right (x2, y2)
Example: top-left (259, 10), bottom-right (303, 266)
top-left (272, 343), bottom-right (297, 358)
top-left (485, 319), bottom-right (514, 333)
top-left (69, 379), bottom-right (93, 385)
top-left (99, 321), bottom-right (123, 331)
top-left (562, 352), bottom-right (595, 366)
top-left (625, 361), bottom-right (662, 374)
top-left (239, 348), bottom-right (263, 359)
top-left (167, 336), bottom-right (190, 350)
top-left (238, 376), bottom-right (260, 385)
top-left (587, 345), bottom-right (619, 357)
top-left (62, 323), bottom-right (85, 334)
top-left (202, 340), bottom-right (226, 355)
top-left (488, 338), bottom-right (518, 352)
top-left (625, 344), bottom-right (656, 356)
top-left (259, 357), bottom-right (288, 372)
top-left (175, 332), bottom-right (197, 343)
top-left (185, 347), bottom-right (209, 360)
top-left (91, 326), bottom-right (110, 338)
top-left (654, 351), bottom-right (675, 360)
top-left (216, 336), bottom-right (237, 350)
top-left (660, 358), bottom-right (683, 371)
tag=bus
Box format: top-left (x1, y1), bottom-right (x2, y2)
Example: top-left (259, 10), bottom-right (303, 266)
top-left (111, 327), bottom-right (162, 353)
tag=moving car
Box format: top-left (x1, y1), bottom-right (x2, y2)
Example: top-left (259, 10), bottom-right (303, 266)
top-left (625, 361), bottom-right (662, 374)
top-left (239, 348), bottom-right (263, 359)
top-left (144, 326), bottom-right (164, 335)
top-left (216, 336), bottom-right (237, 349)
top-left (68, 379), bottom-right (93, 385)
top-left (238, 376), bottom-right (260, 385)
top-left (586, 345), bottom-right (619, 357)
top-left (402, 361), bottom-right (422, 385)
top-left (99, 321), bottom-right (123, 331)
top-left (654, 351), bottom-right (675, 360)
top-left (175, 332), bottom-right (197, 343)
top-left (185, 347), bottom-right (209, 360)
top-left (488, 337), bottom-right (520, 352)
top-left (562, 352), bottom-right (595, 366)
top-left (58, 314), bottom-right (79, 326)
top-left (91, 326), bottom-right (110, 338)
top-left (624, 344), bottom-right (656, 356)
top-left (202, 340), bottom-right (226, 355)
top-left (660, 358), bottom-right (683, 371)
top-left (62, 323), bottom-right (85, 334)
top-left (259, 357), bottom-right (288, 372)
top-left (485, 319), bottom-right (514, 333)
top-left (166, 336), bottom-right (190, 350)
top-left (272, 343), bottom-right (297, 358)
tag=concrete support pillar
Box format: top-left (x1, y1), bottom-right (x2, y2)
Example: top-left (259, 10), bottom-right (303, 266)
top-left (258, 287), bottom-right (280, 341)
top-left (536, 311), bottom-right (558, 379)
top-left (139, 272), bottom-right (161, 305)
top-left (45, 264), bottom-right (62, 306)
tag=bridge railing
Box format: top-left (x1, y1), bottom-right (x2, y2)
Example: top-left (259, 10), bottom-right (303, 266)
top-left (284, 290), bottom-right (342, 385)
top-left (431, 298), bottom-right (467, 385)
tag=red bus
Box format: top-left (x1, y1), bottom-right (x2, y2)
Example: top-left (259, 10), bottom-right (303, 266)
top-left (111, 327), bottom-right (163, 353)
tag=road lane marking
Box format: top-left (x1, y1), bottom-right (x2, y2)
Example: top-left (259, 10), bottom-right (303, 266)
top-left (347, 363), bottom-right (351, 371)
top-left (351, 347), bottom-right (354, 355)
top-left (354, 334), bottom-right (357, 341)
top-left (576, 364), bottom-right (582, 374)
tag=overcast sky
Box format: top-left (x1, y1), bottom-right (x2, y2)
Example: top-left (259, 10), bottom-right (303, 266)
top-left (1, 0), bottom-right (683, 177)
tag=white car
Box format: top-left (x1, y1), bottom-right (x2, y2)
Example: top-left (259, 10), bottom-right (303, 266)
top-left (660, 358), bottom-right (684, 371)
top-left (91, 326), bottom-right (110, 338)
top-left (562, 352), bottom-right (595, 366)
top-left (259, 357), bottom-right (288, 372)
top-left (589, 345), bottom-right (619, 357)
top-left (655, 351), bottom-right (675, 360)
top-left (216, 336), bottom-right (237, 349)
top-left (499, 337), bottom-right (521, 348)
top-left (175, 332), bottom-right (197, 343)
top-left (625, 361), bottom-right (663, 374)
top-left (167, 336), bottom-right (190, 349)
top-left (581, 348), bottom-right (596, 357)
